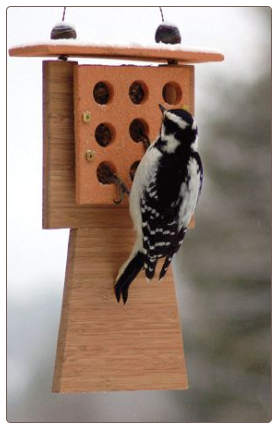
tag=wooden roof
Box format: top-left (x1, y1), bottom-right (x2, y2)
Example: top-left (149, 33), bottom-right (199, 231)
top-left (9, 43), bottom-right (224, 64)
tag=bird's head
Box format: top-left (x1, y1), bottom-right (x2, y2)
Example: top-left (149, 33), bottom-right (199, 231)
top-left (158, 104), bottom-right (198, 153)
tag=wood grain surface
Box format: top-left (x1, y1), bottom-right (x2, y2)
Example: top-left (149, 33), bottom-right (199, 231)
top-left (52, 228), bottom-right (188, 392)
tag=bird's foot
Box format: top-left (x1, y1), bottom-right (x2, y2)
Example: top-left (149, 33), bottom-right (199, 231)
top-left (139, 135), bottom-right (151, 150)
top-left (96, 162), bottom-right (130, 205)
top-left (111, 174), bottom-right (130, 205)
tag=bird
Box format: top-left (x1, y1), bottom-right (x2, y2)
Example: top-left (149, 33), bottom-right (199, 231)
top-left (114, 104), bottom-right (203, 304)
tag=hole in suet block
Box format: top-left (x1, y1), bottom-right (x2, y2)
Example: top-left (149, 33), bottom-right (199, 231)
top-left (129, 119), bottom-right (149, 143)
top-left (162, 82), bottom-right (182, 105)
top-left (95, 123), bottom-right (115, 147)
top-left (93, 82), bottom-right (112, 105)
top-left (129, 81), bottom-right (148, 104)
top-left (96, 162), bottom-right (117, 185)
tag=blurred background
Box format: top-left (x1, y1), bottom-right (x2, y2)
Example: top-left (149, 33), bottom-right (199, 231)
top-left (7, 6), bottom-right (271, 423)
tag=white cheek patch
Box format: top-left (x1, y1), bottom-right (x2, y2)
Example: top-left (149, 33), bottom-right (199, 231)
top-left (163, 135), bottom-right (180, 153)
top-left (165, 112), bottom-right (189, 129)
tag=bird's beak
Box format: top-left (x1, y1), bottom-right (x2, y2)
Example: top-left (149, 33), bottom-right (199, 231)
top-left (159, 104), bottom-right (166, 114)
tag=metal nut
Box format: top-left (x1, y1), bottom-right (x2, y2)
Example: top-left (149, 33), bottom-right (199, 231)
top-left (82, 111), bottom-right (92, 123)
top-left (85, 150), bottom-right (96, 162)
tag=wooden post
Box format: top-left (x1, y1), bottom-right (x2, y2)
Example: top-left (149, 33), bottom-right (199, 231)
top-left (43, 60), bottom-right (189, 392)
top-left (52, 228), bottom-right (188, 392)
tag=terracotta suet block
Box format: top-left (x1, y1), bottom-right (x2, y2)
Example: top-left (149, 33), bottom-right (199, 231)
top-left (74, 64), bottom-right (194, 205)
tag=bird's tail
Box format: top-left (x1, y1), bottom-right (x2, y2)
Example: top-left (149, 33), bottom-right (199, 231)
top-left (114, 251), bottom-right (144, 304)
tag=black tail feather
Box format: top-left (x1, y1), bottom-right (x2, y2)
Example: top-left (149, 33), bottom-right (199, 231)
top-left (145, 258), bottom-right (158, 280)
top-left (114, 252), bottom-right (144, 304)
top-left (159, 256), bottom-right (172, 280)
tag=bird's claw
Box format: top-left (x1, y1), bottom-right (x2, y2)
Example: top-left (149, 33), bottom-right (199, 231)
top-left (139, 135), bottom-right (151, 150)
top-left (111, 174), bottom-right (130, 205)
top-left (114, 282), bottom-right (129, 305)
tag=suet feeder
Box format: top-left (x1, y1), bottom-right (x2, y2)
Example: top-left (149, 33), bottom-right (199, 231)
top-left (9, 11), bottom-right (224, 393)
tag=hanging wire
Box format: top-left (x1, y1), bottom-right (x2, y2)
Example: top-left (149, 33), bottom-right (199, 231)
top-left (62, 7), bottom-right (67, 21)
top-left (159, 7), bottom-right (164, 22)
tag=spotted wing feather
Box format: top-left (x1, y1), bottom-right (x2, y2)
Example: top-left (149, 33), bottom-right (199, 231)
top-left (141, 153), bottom-right (203, 280)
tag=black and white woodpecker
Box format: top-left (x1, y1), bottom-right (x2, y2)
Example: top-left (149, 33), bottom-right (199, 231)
top-left (114, 105), bottom-right (203, 303)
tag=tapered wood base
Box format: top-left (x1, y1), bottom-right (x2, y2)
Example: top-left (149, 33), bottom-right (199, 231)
top-left (52, 228), bottom-right (188, 393)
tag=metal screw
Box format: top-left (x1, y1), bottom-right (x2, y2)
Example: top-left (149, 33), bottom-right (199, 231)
top-left (85, 150), bottom-right (95, 162)
top-left (82, 111), bottom-right (92, 123)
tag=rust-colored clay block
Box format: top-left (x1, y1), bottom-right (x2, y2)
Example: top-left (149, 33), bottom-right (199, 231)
top-left (74, 64), bottom-right (194, 205)
top-left (52, 228), bottom-right (188, 393)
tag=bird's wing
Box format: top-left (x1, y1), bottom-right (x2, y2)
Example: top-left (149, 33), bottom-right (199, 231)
top-left (141, 153), bottom-right (202, 277)
top-left (141, 194), bottom-right (180, 259)
top-left (141, 192), bottom-right (181, 278)
top-left (140, 167), bottom-right (184, 273)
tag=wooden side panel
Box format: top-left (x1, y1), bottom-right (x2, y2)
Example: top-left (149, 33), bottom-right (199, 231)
top-left (43, 60), bottom-right (132, 229)
top-left (52, 228), bottom-right (188, 393)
